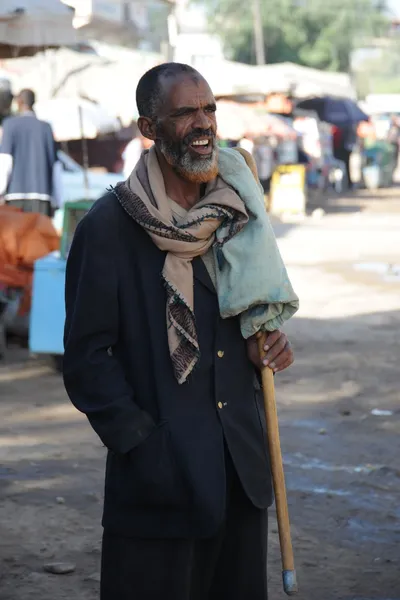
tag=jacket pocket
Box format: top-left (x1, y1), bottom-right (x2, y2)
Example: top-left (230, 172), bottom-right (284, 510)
top-left (106, 421), bottom-right (188, 509)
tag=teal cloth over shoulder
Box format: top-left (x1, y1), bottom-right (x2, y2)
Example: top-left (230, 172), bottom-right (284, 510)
top-left (215, 148), bottom-right (299, 338)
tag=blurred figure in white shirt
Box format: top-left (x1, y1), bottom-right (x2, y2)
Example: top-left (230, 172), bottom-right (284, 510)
top-left (122, 122), bottom-right (154, 179)
top-left (238, 134), bottom-right (254, 155)
top-left (123, 137), bottom-right (143, 179)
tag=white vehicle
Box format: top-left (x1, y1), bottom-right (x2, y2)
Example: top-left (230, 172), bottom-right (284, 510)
top-left (58, 150), bottom-right (122, 203)
top-left (54, 150), bottom-right (122, 232)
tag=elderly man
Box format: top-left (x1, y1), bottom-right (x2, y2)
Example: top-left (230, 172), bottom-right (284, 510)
top-left (63, 63), bottom-right (298, 600)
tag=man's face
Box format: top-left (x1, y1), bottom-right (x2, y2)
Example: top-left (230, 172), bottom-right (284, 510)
top-left (153, 74), bottom-right (218, 183)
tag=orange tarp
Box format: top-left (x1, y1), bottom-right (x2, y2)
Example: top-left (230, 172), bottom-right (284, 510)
top-left (0, 206), bottom-right (60, 314)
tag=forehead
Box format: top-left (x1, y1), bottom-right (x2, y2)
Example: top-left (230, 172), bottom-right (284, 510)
top-left (159, 73), bottom-right (215, 112)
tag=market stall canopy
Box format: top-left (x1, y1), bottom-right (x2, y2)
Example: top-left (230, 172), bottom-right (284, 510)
top-left (363, 94), bottom-right (400, 115)
top-left (35, 97), bottom-right (121, 141)
top-left (254, 111), bottom-right (297, 140)
top-left (198, 59), bottom-right (287, 98)
top-left (261, 63), bottom-right (356, 100)
top-left (0, 0), bottom-right (77, 58)
top-left (216, 101), bottom-right (296, 140)
top-left (216, 101), bottom-right (251, 140)
top-left (296, 97), bottom-right (369, 127)
top-left (1, 46), bottom-right (161, 126)
top-left (195, 59), bottom-right (356, 100)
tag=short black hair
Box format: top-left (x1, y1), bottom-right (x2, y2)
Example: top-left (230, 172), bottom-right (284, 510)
top-left (18, 89), bottom-right (35, 108)
top-left (136, 63), bottom-right (200, 120)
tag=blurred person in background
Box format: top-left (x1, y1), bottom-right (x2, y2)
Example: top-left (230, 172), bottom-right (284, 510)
top-left (296, 134), bottom-right (311, 166)
top-left (253, 135), bottom-right (275, 195)
top-left (123, 121), bottom-right (154, 179)
top-left (0, 78), bottom-right (13, 142)
top-left (122, 122), bottom-right (144, 179)
top-left (0, 89), bottom-right (61, 216)
top-left (238, 133), bottom-right (254, 155)
top-left (332, 124), bottom-right (357, 190)
top-left (387, 114), bottom-right (400, 170)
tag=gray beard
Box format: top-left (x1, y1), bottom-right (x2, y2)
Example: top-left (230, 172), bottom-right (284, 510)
top-left (159, 140), bottom-right (218, 179)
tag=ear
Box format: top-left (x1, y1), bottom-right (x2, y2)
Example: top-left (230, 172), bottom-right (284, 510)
top-left (138, 116), bottom-right (156, 142)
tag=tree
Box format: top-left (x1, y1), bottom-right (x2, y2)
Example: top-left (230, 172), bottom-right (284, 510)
top-left (201, 0), bottom-right (389, 72)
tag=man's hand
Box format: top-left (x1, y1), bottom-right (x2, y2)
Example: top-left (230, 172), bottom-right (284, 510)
top-left (247, 330), bottom-right (294, 373)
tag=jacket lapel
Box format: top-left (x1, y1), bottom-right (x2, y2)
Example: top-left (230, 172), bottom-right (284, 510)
top-left (193, 257), bottom-right (216, 295)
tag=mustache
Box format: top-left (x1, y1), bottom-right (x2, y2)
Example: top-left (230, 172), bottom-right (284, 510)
top-left (183, 128), bottom-right (216, 147)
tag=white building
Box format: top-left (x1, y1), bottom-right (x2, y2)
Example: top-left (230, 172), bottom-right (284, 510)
top-left (64, 0), bottom-right (169, 50)
top-left (171, 0), bottom-right (224, 65)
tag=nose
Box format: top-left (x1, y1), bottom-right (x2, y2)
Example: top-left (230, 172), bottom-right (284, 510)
top-left (192, 109), bottom-right (212, 130)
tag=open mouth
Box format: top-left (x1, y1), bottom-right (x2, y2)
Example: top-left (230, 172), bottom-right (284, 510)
top-left (189, 138), bottom-right (214, 156)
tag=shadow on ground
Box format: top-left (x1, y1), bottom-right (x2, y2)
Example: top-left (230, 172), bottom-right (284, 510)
top-left (0, 308), bottom-right (399, 600)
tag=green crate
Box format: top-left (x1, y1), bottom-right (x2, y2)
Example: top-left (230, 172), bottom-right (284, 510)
top-left (60, 200), bottom-right (95, 259)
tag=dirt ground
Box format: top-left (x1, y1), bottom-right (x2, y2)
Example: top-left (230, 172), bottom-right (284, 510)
top-left (0, 189), bottom-right (399, 600)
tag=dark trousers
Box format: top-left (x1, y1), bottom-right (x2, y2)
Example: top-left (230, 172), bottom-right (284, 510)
top-left (334, 148), bottom-right (353, 188)
top-left (101, 462), bottom-right (268, 600)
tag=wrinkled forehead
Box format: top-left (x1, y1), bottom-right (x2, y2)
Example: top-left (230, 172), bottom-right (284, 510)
top-left (158, 73), bottom-right (215, 116)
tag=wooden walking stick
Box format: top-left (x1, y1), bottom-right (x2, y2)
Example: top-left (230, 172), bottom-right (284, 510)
top-left (257, 332), bottom-right (298, 596)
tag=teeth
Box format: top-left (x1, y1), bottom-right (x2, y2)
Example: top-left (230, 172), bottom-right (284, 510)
top-left (192, 140), bottom-right (209, 146)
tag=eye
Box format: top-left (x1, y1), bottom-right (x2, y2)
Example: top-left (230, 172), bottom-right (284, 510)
top-left (171, 109), bottom-right (190, 118)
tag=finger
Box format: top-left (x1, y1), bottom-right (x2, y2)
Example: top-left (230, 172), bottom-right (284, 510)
top-left (263, 336), bottom-right (287, 365)
top-left (268, 343), bottom-right (293, 369)
top-left (263, 330), bottom-right (281, 351)
top-left (273, 358), bottom-right (293, 373)
top-left (273, 348), bottom-right (294, 372)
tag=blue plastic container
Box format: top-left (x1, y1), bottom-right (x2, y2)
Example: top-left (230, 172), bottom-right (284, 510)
top-left (29, 252), bottom-right (66, 355)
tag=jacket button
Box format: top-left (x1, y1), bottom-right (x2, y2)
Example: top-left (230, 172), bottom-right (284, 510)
top-left (217, 402), bottom-right (223, 409)
top-left (217, 350), bottom-right (224, 358)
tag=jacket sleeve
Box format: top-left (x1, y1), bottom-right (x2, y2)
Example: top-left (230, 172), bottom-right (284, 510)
top-left (63, 208), bottom-right (156, 454)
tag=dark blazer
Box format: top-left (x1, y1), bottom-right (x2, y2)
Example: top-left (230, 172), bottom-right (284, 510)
top-left (63, 192), bottom-right (272, 539)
